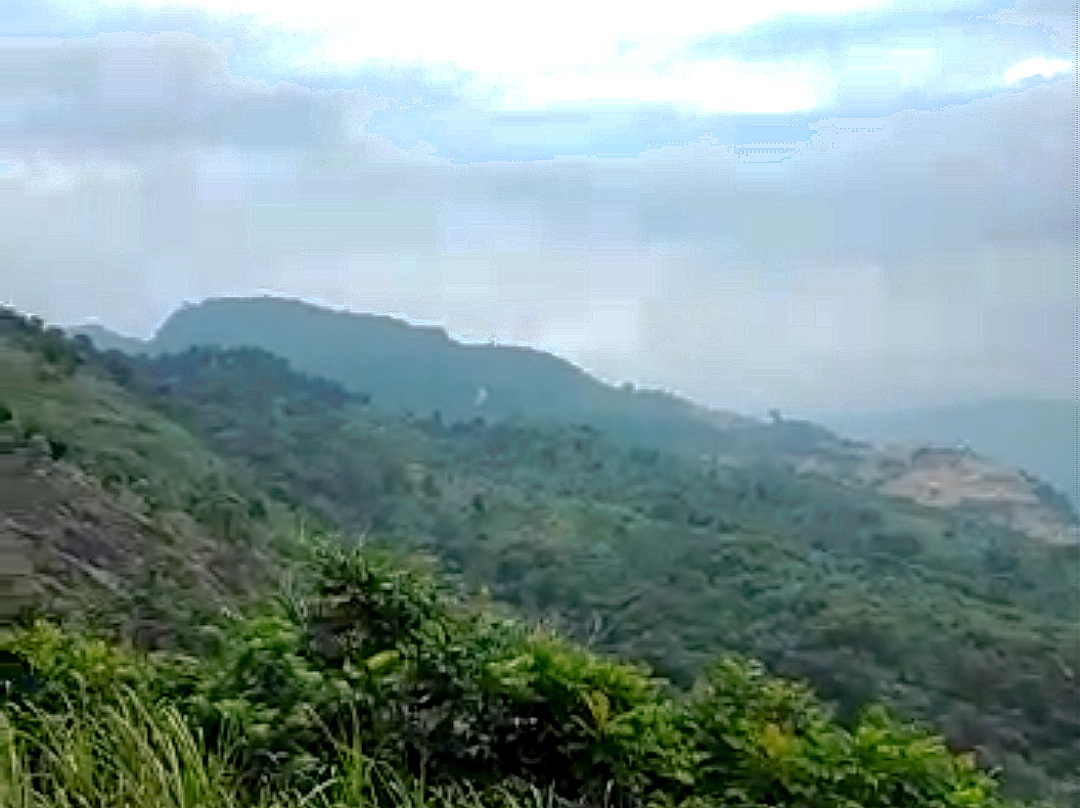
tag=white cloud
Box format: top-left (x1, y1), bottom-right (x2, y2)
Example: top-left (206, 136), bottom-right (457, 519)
top-left (495, 58), bottom-right (835, 113)
top-left (45, 0), bottom-right (1067, 120)
top-left (1004, 55), bottom-right (1072, 84)
top-left (75, 0), bottom-right (900, 113)
top-left (85, 0), bottom-right (899, 50)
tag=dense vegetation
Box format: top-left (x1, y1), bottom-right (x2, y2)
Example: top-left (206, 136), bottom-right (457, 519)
top-left (89, 296), bottom-right (834, 460)
top-left (0, 545), bottom-right (1035, 808)
top-left (1, 306), bottom-right (1075, 806)
top-left (117, 343), bottom-right (1079, 802)
top-left (82, 296), bottom-right (1077, 549)
top-left (138, 298), bottom-right (1080, 517)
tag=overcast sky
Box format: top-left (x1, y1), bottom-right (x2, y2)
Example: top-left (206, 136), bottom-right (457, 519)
top-left (0, 0), bottom-right (1074, 415)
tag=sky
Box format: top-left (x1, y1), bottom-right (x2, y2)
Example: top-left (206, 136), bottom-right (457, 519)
top-left (0, 0), bottom-right (1074, 415)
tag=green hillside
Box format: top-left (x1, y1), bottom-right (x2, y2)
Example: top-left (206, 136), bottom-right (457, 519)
top-left (111, 342), bottom-right (1080, 801)
top-left (0, 311), bottom-right (304, 642)
top-left (75, 297), bottom-right (1078, 540)
top-left (81, 296), bottom-right (826, 461)
top-left (6, 306), bottom-right (1076, 806)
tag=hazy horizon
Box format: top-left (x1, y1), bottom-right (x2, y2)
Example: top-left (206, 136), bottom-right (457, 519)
top-left (61, 293), bottom-right (1078, 425)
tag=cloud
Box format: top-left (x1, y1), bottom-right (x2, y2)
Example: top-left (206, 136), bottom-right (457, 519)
top-left (990, 0), bottom-right (1076, 41)
top-left (1004, 55), bottom-right (1072, 83)
top-left (685, 1), bottom-right (1071, 113)
top-left (30, 0), bottom-right (1061, 119)
top-left (7, 0), bottom-right (1072, 163)
top-left (80, 0), bottom-right (898, 72)
top-left (0, 32), bottom-right (391, 156)
top-left (0, 27), bottom-right (1072, 413)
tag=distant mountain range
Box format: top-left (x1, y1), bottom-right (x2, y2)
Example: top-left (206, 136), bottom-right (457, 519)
top-left (73, 297), bottom-right (788, 458)
top-left (70, 296), bottom-right (1078, 539)
top-left (70, 323), bottom-right (148, 356)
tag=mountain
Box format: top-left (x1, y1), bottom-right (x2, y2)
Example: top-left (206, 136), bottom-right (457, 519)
top-left (813, 399), bottom-right (1080, 511)
top-left (48, 313), bottom-right (1080, 800)
top-left (71, 304), bottom-right (1080, 535)
top-left (71, 297), bottom-right (1079, 546)
top-left (144, 296), bottom-right (772, 455)
top-left (69, 322), bottom-right (149, 356)
top-left (3, 306), bottom-right (1050, 808)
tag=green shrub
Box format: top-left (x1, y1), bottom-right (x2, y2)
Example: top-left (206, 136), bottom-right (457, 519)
top-left (0, 547), bottom-right (1036, 808)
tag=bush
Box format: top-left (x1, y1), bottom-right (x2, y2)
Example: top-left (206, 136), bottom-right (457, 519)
top-left (0, 533), bottom-right (1034, 808)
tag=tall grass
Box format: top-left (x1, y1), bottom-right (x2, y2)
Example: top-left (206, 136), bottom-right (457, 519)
top-left (0, 688), bottom-right (241, 808)
top-left (0, 689), bottom-right (557, 808)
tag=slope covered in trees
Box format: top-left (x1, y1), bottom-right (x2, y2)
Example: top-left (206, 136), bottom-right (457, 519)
top-left (74, 296), bottom-right (1078, 544)
top-left (76, 296), bottom-right (836, 460)
top-left (114, 344), bottom-right (1078, 803)
top-left (44, 319), bottom-right (1078, 800)
top-left (3, 306), bottom-right (1076, 805)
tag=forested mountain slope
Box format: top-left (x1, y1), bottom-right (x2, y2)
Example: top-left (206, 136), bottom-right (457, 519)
top-left (2, 306), bottom-right (1052, 808)
top-left (102, 338), bottom-right (1080, 802)
top-left (74, 296), bottom-right (1079, 546)
top-left (106, 296), bottom-right (760, 449)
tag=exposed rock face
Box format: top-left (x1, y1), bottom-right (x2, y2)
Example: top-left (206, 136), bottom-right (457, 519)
top-left (0, 447), bottom-right (52, 621)
top-left (875, 447), bottom-right (1078, 544)
top-left (0, 529), bottom-right (36, 621)
top-left (0, 447), bottom-right (167, 626)
top-left (796, 445), bottom-right (1079, 545)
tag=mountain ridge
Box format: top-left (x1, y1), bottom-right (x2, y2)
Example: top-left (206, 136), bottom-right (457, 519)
top-left (70, 296), bottom-right (1078, 546)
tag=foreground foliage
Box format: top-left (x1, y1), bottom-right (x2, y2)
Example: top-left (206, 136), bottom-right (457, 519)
top-left (0, 545), bottom-right (1031, 808)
